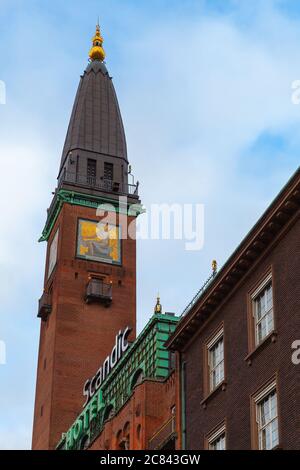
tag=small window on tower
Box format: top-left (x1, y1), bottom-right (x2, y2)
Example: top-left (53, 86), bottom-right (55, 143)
top-left (87, 159), bottom-right (97, 186)
top-left (103, 163), bottom-right (113, 192)
top-left (104, 162), bottom-right (113, 180)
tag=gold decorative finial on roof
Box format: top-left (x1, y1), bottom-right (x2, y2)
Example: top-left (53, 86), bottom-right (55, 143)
top-left (212, 260), bottom-right (218, 275)
top-left (154, 294), bottom-right (162, 314)
top-left (89, 23), bottom-right (106, 62)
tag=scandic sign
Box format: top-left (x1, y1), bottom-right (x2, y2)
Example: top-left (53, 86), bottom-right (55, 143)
top-left (83, 327), bottom-right (131, 406)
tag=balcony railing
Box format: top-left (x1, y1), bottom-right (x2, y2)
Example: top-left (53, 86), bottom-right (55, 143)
top-left (58, 170), bottom-right (139, 197)
top-left (85, 278), bottom-right (112, 306)
top-left (148, 417), bottom-right (176, 450)
top-left (38, 292), bottom-right (52, 321)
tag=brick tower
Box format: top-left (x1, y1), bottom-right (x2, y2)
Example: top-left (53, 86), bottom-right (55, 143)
top-left (32, 25), bottom-right (141, 450)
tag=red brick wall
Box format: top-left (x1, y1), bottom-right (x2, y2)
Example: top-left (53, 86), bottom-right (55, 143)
top-left (32, 203), bottom-right (137, 449)
top-left (89, 375), bottom-right (176, 450)
top-left (181, 216), bottom-right (300, 450)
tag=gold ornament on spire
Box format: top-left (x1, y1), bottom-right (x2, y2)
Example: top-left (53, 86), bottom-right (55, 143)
top-left (212, 260), bottom-right (218, 275)
top-left (89, 23), bottom-right (106, 62)
top-left (154, 294), bottom-right (162, 314)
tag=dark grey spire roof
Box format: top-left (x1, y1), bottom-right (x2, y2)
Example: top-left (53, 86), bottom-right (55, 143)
top-left (59, 60), bottom-right (127, 173)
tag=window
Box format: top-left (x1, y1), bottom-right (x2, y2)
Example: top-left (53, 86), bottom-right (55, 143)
top-left (207, 330), bottom-right (224, 392)
top-left (104, 162), bottom-right (113, 180)
top-left (87, 159), bottom-right (97, 186)
top-left (103, 163), bottom-right (114, 191)
top-left (255, 385), bottom-right (279, 450)
top-left (252, 275), bottom-right (274, 346)
top-left (206, 424), bottom-right (226, 450)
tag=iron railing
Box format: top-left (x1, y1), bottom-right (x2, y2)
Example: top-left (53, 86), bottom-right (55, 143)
top-left (58, 170), bottom-right (139, 197)
top-left (180, 271), bottom-right (218, 318)
top-left (85, 278), bottom-right (112, 305)
top-left (148, 416), bottom-right (176, 450)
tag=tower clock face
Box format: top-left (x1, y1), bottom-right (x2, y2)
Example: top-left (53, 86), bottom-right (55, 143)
top-left (77, 219), bottom-right (121, 265)
top-left (47, 228), bottom-right (59, 279)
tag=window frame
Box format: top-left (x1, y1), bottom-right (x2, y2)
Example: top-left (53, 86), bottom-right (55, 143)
top-left (205, 422), bottom-right (226, 450)
top-left (204, 324), bottom-right (225, 397)
top-left (250, 377), bottom-right (280, 450)
top-left (247, 269), bottom-right (275, 353)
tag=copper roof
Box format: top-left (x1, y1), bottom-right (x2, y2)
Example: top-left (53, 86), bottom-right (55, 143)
top-left (59, 60), bottom-right (127, 174)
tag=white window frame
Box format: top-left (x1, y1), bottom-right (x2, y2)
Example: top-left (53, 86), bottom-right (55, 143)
top-left (208, 424), bottom-right (226, 450)
top-left (251, 273), bottom-right (274, 346)
top-left (254, 382), bottom-right (279, 450)
top-left (207, 329), bottom-right (224, 392)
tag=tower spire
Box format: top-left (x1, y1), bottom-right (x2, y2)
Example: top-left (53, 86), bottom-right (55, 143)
top-left (89, 23), bottom-right (106, 62)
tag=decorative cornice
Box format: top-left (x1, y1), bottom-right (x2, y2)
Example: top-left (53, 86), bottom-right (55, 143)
top-left (39, 189), bottom-right (145, 242)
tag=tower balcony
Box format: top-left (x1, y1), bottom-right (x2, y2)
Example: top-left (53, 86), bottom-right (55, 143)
top-left (38, 292), bottom-right (52, 321)
top-left (85, 278), bottom-right (112, 306)
top-left (58, 170), bottom-right (139, 197)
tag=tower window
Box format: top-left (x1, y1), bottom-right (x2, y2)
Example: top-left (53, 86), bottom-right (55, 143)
top-left (87, 159), bottom-right (97, 186)
top-left (104, 162), bottom-right (114, 181)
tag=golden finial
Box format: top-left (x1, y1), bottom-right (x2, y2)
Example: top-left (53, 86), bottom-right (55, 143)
top-left (89, 23), bottom-right (106, 62)
top-left (212, 260), bottom-right (218, 275)
top-left (154, 294), bottom-right (162, 314)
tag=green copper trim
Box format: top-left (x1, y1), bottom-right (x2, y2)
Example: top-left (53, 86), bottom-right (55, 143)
top-left (56, 313), bottom-right (179, 450)
top-left (39, 189), bottom-right (145, 242)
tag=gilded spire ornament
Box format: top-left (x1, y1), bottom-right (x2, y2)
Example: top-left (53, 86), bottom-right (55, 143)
top-left (154, 295), bottom-right (162, 314)
top-left (212, 260), bottom-right (218, 275)
top-left (89, 23), bottom-right (106, 62)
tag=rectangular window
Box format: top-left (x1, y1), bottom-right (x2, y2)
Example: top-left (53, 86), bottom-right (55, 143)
top-left (206, 424), bottom-right (226, 450)
top-left (208, 331), bottom-right (224, 392)
top-left (104, 162), bottom-right (113, 180)
top-left (254, 384), bottom-right (279, 450)
top-left (87, 159), bottom-right (97, 186)
top-left (252, 276), bottom-right (274, 346)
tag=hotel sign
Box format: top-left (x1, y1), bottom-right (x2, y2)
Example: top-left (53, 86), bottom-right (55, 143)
top-left (83, 327), bottom-right (131, 406)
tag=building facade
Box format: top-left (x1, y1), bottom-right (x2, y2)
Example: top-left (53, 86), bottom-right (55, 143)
top-left (56, 312), bottom-right (178, 451)
top-left (167, 168), bottom-right (300, 450)
top-left (32, 23), bottom-right (300, 452)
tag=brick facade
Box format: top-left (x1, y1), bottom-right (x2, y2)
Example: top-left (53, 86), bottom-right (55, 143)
top-left (89, 374), bottom-right (176, 450)
top-left (32, 204), bottom-right (137, 449)
top-left (168, 168), bottom-right (300, 450)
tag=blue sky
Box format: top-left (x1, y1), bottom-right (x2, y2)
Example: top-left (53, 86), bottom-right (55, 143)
top-left (0, 0), bottom-right (300, 449)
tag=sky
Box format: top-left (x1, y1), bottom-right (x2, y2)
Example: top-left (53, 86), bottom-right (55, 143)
top-left (0, 0), bottom-right (300, 449)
